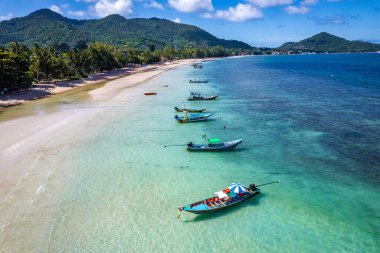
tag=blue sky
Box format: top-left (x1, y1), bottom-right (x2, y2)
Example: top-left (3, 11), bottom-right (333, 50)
top-left (0, 0), bottom-right (379, 47)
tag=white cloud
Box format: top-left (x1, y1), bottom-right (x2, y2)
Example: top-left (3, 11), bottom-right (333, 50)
top-left (68, 10), bottom-right (86, 17)
top-left (144, 0), bottom-right (164, 10)
top-left (248, 0), bottom-right (293, 8)
top-left (284, 5), bottom-right (310, 14)
top-left (301, 0), bottom-right (317, 5)
top-left (60, 4), bottom-right (70, 9)
top-left (50, 4), bottom-right (63, 14)
top-left (214, 3), bottom-right (262, 22)
top-left (0, 13), bottom-right (13, 21)
top-left (308, 14), bottom-right (358, 25)
top-left (283, 0), bottom-right (316, 15)
top-left (168, 0), bottom-right (213, 13)
top-left (173, 17), bottom-right (181, 23)
top-left (200, 12), bottom-right (213, 19)
top-left (90, 0), bottom-right (133, 17)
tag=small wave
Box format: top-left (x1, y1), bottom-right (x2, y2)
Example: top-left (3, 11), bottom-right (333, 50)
top-left (35, 184), bottom-right (46, 195)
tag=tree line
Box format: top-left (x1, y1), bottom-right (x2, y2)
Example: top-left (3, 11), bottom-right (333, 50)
top-left (0, 41), bottom-right (257, 91)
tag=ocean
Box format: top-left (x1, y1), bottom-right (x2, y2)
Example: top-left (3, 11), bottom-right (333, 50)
top-left (0, 54), bottom-right (379, 252)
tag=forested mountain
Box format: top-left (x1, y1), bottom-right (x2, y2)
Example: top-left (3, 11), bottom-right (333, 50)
top-left (277, 32), bottom-right (380, 53)
top-left (0, 9), bottom-right (252, 50)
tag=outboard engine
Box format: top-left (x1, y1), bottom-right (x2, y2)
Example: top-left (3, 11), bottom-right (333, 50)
top-left (175, 115), bottom-right (179, 119)
top-left (249, 184), bottom-right (257, 191)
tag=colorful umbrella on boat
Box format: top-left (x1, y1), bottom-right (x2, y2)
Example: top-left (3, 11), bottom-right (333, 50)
top-left (229, 183), bottom-right (248, 194)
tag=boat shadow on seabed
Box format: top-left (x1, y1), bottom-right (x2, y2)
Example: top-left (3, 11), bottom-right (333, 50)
top-left (181, 193), bottom-right (264, 223)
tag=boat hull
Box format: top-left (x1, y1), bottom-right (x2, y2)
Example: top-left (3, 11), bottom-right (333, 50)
top-left (187, 139), bottom-right (243, 151)
top-left (185, 190), bottom-right (260, 214)
top-left (187, 95), bottom-right (218, 101)
top-left (174, 107), bottom-right (207, 113)
top-left (175, 113), bottom-right (212, 123)
top-left (190, 80), bottom-right (208, 83)
top-left (177, 118), bottom-right (209, 123)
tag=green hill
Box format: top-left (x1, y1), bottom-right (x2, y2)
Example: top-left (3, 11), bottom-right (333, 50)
top-left (277, 32), bottom-right (380, 53)
top-left (0, 9), bottom-right (252, 50)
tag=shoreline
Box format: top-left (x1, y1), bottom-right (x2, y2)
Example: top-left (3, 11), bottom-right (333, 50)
top-left (0, 57), bottom-right (212, 202)
top-left (0, 58), bottom-right (210, 109)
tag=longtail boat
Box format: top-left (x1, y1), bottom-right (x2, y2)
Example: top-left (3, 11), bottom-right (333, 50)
top-left (191, 63), bottom-right (203, 69)
top-left (188, 92), bottom-right (218, 101)
top-left (144, 92), bottom-right (157, 95)
top-left (174, 107), bottom-right (207, 113)
top-left (189, 79), bottom-right (208, 83)
top-left (174, 113), bottom-right (212, 123)
top-left (187, 138), bottom-right (243, 151)
top-left (177, 181), bottom-right (279, 218)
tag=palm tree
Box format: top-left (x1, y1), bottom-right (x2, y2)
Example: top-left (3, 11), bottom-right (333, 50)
top-left (30, 44), bottom-right (53, 81)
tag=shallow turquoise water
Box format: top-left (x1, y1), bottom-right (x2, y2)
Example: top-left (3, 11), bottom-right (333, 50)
top-left (2, 55), bottom-right (380, 252)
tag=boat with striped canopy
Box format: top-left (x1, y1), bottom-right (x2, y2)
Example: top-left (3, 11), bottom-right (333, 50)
top-left (177, 181), bottom-right (279, 217)
top-left (177, 183), bottom-right (260, 217)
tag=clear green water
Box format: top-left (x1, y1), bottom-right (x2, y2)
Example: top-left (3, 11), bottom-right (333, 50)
top-left (1, 55), bottom-right (379, 252)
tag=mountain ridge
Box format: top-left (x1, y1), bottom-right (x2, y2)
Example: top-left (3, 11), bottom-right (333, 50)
top-left (0, 9), bottom-right (252, 50)
top-left (2, 10), bottom-right (379, 53)
top-left (277, 32), bottom-right (380, 53)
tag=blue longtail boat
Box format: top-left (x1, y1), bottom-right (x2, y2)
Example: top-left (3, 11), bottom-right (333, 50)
top-left (177, 181), bottom-right (279, 218)
top-left (174, 113), bottom-right (212, 123)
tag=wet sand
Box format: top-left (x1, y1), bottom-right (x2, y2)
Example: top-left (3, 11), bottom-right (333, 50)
top-left (0, 59), bottom-right (197, 202)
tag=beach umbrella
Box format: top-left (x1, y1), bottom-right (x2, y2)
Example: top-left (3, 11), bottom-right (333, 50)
top-left (228, 183), bottom-right (248, 194)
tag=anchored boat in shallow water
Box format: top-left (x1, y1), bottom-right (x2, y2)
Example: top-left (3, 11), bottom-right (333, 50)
top-left (175, 113), bottom-right (212, 123)
top-left (174, 107), bottom-right (207, 113)
top-left (188, 92), bottom-right (218, 101)
top-left (187, 138), bottom-right (243, 151)
top-left (191, 63), bottom-right (203, 69)
top-left (144, 92), bottom-right (157, 95)
top-left (177, 181), bottom-right (279, 217)
top-left (189, 79), bottom-right (208, 83)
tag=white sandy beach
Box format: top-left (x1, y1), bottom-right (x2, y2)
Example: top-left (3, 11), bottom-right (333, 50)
top-left (0, 59), bottom-right (196, 205)
top-left (0, 59), bottom-right (199, 108)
